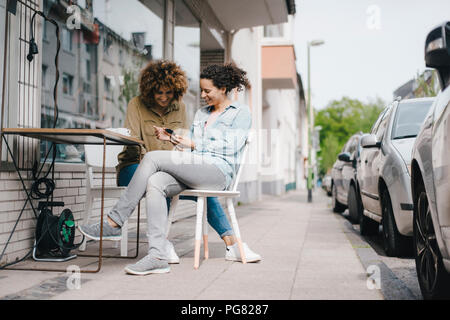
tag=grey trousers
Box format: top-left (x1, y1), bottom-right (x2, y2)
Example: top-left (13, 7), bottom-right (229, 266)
top-left (108, 150), bottom-right (227, 259)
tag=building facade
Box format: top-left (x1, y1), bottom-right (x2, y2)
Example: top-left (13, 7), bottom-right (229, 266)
top-left (0, 0), bottom-right (304, 266)
top-left (393, 69), bottom-right (441, 100)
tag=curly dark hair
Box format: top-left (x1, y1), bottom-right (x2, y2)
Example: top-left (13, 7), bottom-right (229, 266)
top-left (139, 60), bottom-right (188, 107)
top-left (200, 63), bottom-right (251, 93)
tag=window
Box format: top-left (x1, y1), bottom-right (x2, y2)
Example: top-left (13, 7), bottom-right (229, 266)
top-left (43, 20), bottom-right (49, 41)
top-left (370, 107), bottom-right (388, 134)
top-left (174, 0), bottom-right (200, 123)
top-left (391, 100), bottom-right (433, 139)
top-left (104, 76), bottom-right (113, 101)
top-left (83, 82), bottom-right (91, 94)
top-left (42, 65), bottom-right (48, 90)
top-left (62, 73), bottom-right (74, 96)
top-left (119, 49), bottom-right (124, 66)
top-left (264, 24), bottom-right (285, 38)
top-left (375, 107), bottom-right (392, 141)
top-left (87, 102), bottom-right (93, 116)
top-left (86, 60), bottom-right (91, 81)
top-left (62, 28), bottom-right (73, 52)
top-left (103, 34), bottom-right (112, 57)
top-left (346, 138), bottom-right (358, 158)
top-left (38, 0), bottom-right (164, 163)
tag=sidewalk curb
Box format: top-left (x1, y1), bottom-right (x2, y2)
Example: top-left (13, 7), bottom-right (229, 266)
top-left (339, 215), bottom-right (418, 300)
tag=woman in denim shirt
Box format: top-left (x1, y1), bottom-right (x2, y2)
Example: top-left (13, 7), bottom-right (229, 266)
top-left (80, 64), bottom-right (261, 275)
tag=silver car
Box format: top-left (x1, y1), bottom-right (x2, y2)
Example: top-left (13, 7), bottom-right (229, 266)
top-left (358, 97), bottom-right (434, 257)
top-left (331, 132), bottom-right (364, 223)
top-left (323, 175), bottom-right (332, 196)
top-left (410, 21), bottom-right (450, 300)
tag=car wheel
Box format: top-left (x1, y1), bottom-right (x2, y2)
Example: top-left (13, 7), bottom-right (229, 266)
top-left (381, 189), bottom-right (412, 257)
top-left (413, 184), bottom-right (450, 300)
top-left (359, 211), bottom-right (379, 236)
top-left (332, 183), bottom-right (346, 213)
top-left (348, 184), bottom-right (363, 224)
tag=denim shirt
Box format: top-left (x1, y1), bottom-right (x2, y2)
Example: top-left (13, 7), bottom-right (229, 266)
top-left (189, 101), bottom-right (252, 189)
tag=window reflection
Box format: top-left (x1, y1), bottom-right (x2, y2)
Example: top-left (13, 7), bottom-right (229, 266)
top-left (174, 0), bottom-right (200, 123)
top-left (40, 0), bottom-right (163, 163)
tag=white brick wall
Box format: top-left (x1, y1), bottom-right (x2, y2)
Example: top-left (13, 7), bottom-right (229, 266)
top-left (0, 164), bottom-right (200, 266)
top-left (0, 167), bottom-right (92, 266)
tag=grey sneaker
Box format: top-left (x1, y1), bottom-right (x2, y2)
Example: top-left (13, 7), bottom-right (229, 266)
top-left (78, 221), bottom-right (122, 241)
top-left (124, 255), bottom-right (170, 275)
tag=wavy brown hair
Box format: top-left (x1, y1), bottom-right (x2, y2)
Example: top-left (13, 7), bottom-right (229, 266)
top-left (139, 60), bottom-right (188, 107)
top-left (200, 63), bottom-right (251, 93)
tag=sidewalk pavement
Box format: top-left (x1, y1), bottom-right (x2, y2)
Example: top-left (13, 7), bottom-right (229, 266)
top-left (0, 189), bottom-right (383, 300)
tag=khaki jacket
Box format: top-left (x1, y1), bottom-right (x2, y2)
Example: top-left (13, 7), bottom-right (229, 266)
top-left (116, 96), bottom-right (188, 176)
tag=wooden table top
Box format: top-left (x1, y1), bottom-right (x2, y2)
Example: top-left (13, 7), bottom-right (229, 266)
top-left (1, 128), bottom-right (144, 145)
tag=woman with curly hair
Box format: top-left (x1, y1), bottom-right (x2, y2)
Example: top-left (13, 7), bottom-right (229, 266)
top-left (116, 60), bottom-right (188, 187)
top-left (80, 63), bottom-right (261, 275)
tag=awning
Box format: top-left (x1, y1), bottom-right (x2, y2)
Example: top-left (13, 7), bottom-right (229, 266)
top-left (138, 0), bottom-right (295, 51)
top-left (262, 45), bottom-right (297, 89)
top-left (207, 0), bottom-right (291, 31)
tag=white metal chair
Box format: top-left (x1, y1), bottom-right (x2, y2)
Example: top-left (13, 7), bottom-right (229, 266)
top-left (80, 144), bottom-right (130, 256)
top-left (166, 137), bottom-right (251, 269)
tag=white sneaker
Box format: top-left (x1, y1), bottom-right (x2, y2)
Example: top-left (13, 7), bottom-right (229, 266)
top-left (225, 242), bottom-right (261, 263)
top-left (166, 241), bottom-right (180, 264)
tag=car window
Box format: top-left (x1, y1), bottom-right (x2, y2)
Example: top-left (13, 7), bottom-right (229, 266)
top-left (355, 136), bottom-right (361, 157)
top-left (375, 106), bottom-right (393, 141)
top-left (341, 140), bottom-right (350, 153)
top-left (391, 100), bottom-right (433, 139)
top-left (347, 137), bottom-right (357, 158)
top-left (371, 108), bottom-right (388, 134)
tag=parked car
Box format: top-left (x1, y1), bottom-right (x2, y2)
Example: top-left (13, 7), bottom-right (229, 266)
top-left (323, 175), bottom-right (332, 196)
top-left (358, 97), bottom-right (434, 257)
top-left (330, 132), bottom-right (364, 223)
top-left (410, 21), bottom-right (450, 299)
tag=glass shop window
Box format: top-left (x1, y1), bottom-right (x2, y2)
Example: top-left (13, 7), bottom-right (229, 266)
top-left (174, 0), bottom-right (200, 124)
top-left (39, 0), bottom-right (164, 163)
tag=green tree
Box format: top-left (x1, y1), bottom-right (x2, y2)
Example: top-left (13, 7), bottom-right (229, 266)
top-left (119, 68), bottom-right (140, 115)
top-left (415, 70), bottom-right (439, 98)
top-left (320, 135), bottom-right (341, 174)
top-left (315, 96), bottom-right (385, 175)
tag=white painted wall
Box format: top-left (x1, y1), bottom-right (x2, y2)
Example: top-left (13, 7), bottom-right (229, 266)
top-left (229, 27), bottom-right (263, 201)
top-left (229, 17), bottom-right (305, 197)
top-left (262, 88), bottom-right (298, 186)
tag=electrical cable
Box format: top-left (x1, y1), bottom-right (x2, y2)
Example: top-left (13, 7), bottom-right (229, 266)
top-left (0, 7), bottom-right (64, 268)
top-left (28, 9), bottom-right (60, 201)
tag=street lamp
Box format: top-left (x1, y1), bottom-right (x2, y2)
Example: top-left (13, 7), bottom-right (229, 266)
top-left (307, 39), bottom-right (324, 203)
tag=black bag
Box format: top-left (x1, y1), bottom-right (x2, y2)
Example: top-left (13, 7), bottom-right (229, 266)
top-left (34, 207), bottom-right (83, 259)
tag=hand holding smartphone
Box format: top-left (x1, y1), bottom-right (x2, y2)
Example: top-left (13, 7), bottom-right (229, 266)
top-left (164, 128), bottom-right (181, 146)
top-left (153, 126), bottom-right (171, 141)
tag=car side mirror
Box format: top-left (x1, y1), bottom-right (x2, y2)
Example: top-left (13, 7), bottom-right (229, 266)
top-left (425, 21), bottom-right (450, 89)
top-left (361, 134), bottom-right (381, 148)
top-left (338, 152), bottom-right (352, 162)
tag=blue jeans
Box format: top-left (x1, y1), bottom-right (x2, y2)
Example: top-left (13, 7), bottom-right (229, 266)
top-left (118, 163), bottom-right (233, 238)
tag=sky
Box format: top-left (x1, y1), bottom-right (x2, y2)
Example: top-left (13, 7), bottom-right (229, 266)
top-left (293, 0), bottom-right (450, 109)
